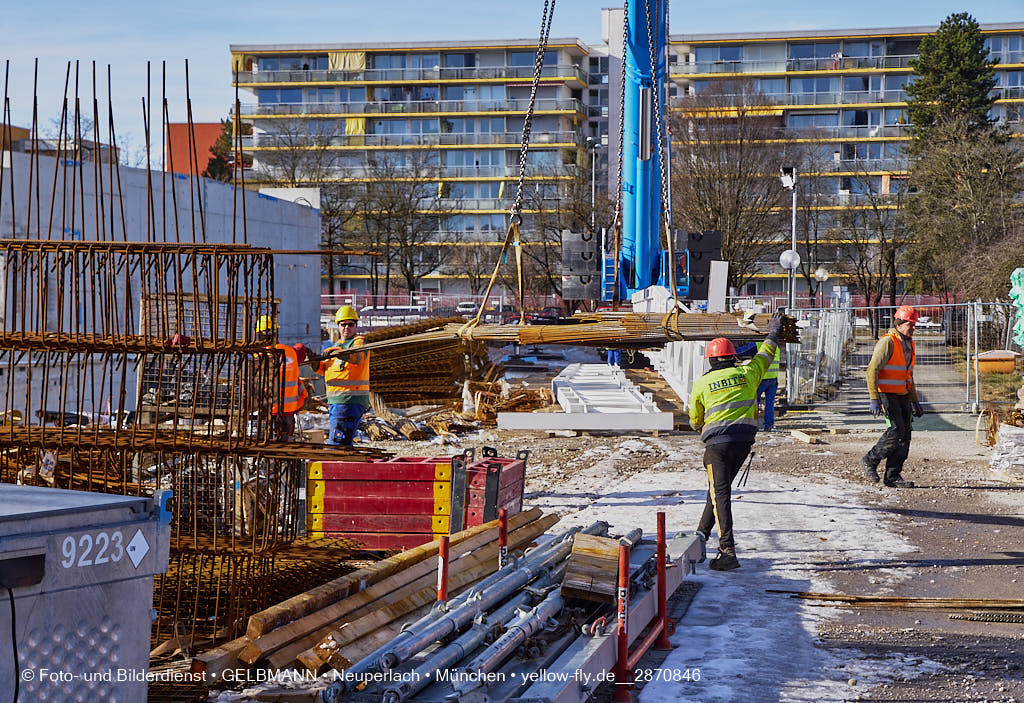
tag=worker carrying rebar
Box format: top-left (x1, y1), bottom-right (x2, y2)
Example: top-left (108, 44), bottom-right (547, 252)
top-left (256, 315), bottom-right (308, 441)
top-left (861, 305), bottom-right (923, 488)
top-left (317, 306), bottom-right (370, 447)
top-left (689, 310), bottom-right (784, 572)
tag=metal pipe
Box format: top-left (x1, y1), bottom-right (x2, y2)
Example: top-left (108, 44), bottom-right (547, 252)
top-left (383, 564), bottom-right (568, 703)
top-left (655, 511), bottom-right (671, 650)
top-left (449, 589), bottom-right (566, 699)
top-left (613, 541), bottom-right (632, 702)
top-left (437, 536), bottom-right (450, 602)
top-left (498, 508), bottom-right (509, 569)
top-left (325, 522), bottom-right (607, 699)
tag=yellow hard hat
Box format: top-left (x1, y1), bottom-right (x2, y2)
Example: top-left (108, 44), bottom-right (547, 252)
top-left (257, 314), bottom-right (279, 333)
top-left (336, 306), bottom-right (359, 323)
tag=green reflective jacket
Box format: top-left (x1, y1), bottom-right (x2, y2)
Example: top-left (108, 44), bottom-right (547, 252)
top-left (690, 340), bottom-right (777, 444)
top-left (759, 342), bottom-right (781, 380)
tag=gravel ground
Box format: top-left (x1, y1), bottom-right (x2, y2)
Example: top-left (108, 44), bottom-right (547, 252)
top-left (373, 407), bottom-right (1024, 702)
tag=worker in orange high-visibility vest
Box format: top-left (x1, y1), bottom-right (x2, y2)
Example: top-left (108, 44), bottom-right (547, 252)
top-left (862, 305), bottom-right (924, 488)
top-left (317, 306), bottom-right (369, 446)
top-left (257, 315), bottom-right (308, 441)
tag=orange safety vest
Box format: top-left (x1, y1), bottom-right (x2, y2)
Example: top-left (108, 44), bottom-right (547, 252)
top-left (318, 336), bottom-right (370, 404)
top-left (875, 333), bottom-right (915, 395)
top-left (273, 343), bottom-right (307, 415)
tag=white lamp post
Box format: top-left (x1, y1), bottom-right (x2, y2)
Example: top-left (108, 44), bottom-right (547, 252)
top-left (779, 167), bottom-right (798, 310)
top-left (586, 136), bottom-right (602, 231)
top-left (814, 266), bottom-right (829, 308)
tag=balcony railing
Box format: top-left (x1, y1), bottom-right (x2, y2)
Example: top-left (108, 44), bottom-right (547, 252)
top-left (240, 130), bottom-right (578, 149)
top-left (670, 90), bottom-right (907, 108)
top-left (239, 97), bottom-right (585, 117)
top-left (245, 163), bottom-right (570, 179)
top-left (235, 64), bottom-right (588, 85)
top-left (672, 55), bottom-right (917, 76)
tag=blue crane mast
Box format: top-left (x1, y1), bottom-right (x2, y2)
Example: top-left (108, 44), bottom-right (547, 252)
top-left (604, 0), bottom-right (687, 302)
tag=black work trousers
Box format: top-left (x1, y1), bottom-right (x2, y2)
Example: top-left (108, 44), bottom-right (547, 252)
top-left (696, 440), bottom-right (753, 552)
top-left (865, 392), bottom-right (913, 483)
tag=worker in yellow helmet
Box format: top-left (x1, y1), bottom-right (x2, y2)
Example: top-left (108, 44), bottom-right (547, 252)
top-left (316, 306), bottom-right (369, 446)
top-left (256, 314), bottom-right (308, 441)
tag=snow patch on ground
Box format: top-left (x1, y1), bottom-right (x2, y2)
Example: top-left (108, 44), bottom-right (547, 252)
top-left (542, 468), bottom-right (942, 702)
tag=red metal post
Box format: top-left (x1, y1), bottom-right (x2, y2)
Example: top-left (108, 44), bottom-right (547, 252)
top-left (613, 542), bottom-right (632, 702)
top-left (498, 507), bottom-right (509, 569)
top-left (655, 511), bottom-right (672, 650)
top-left (437, 536), bottom-right (450, 602)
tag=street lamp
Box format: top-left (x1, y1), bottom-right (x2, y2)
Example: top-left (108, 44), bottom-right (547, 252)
top-left (586, 136), bottom-right (602, 232)
top-left (780, 167), bottom-right (798, 310)
top-left (814, 266), bottom-right (829, 308)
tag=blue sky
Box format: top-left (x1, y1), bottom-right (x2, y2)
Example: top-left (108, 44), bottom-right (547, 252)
top-left (3, 0), bottom-right (1022, 148)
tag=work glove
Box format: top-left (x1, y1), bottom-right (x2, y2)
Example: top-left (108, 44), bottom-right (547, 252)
top-left (912, 401), bottom-right (924, 418)
top-left (766, 310), bottom-right (784, 341)
top-left (869, 398), bottom-right (882, 416)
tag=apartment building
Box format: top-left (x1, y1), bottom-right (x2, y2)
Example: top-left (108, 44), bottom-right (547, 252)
top-left (669, 23), bottom-right (1024, 296)
top-left (231, 20), bottom-right (1024, 299)
top-left (230, 39), bottom-right (606, 297)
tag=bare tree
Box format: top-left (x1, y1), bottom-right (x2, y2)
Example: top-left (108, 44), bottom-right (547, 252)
top-left (669, 81), bottom-right (799, 290)
top-left (905, 114), bottom-right (1024, 300)
top-left (251, 118), bottom-right (339, 186)
top-left (793, 134), bottom-right (842, 302)
top-left (448, 245), bottom-right (501, 297)
top-left (833, 162), bottom-right (913, 334)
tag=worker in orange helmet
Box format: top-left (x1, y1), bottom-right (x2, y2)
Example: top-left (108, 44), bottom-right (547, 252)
top-left (688, 309), bottom-right (784, 571)
top-left (862, 305), bottom-right (923, 488)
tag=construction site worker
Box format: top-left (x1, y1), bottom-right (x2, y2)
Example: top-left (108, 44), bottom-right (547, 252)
top-left (758, 342), bottom-right (782, 432)
top-left (317, 306), bottom-right (370, 446)
top-left (862, 305), bottom-right (923, 488)
top-left (689, 310), bottom-right (784, 572)
top-left (256, 315), bottom-right (308, 441)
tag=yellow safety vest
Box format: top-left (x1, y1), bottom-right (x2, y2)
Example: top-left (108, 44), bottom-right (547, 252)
top-left (318, 336), bottom-right (370, 406)
top-left (690, 341), bottom-right (776, 443)
top-left (760, 343), bottom-right (781, 380)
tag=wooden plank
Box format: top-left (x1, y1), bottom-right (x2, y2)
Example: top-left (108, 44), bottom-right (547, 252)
top-left (790, 430), bottom-right (819, 444)
top-left (246, 512), bottom-right (551, 659)
top-left (190, 635), bottom-right (248, 681)
top-left (317, 514), bottom-right (558, 672)
top-left (828, 428), bottom-right (850, 435)
top-left (318, 601), bottom-right (436, 673)
top-left (245, 508), bottom-right (541, 638)
top-left (308, 495), bottom-right (449, 515)
top-left (561, 533), bottom-right (621, 604)
top-left (307, 479), bottom-right (450, 500)
top-left (308, 514), bottom-right (449, 534)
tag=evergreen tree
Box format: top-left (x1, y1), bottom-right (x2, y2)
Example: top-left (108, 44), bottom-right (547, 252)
top-left (202, 119), bottom-right (234, 182)
top-left (905, 12), bottom-right (997, 134)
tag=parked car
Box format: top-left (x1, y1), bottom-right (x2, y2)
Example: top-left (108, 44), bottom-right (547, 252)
top-left (455, 301), bottom-right (479, 315)
top-left (485, 304), bottom-right (517, 323)
top-left (528, 307), bottom-right (563, 324)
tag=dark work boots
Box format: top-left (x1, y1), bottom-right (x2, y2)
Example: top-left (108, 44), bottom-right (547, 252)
top-left (861, 456), bottom-right (881, 483)
top-left (884, 478), bottom-right (915, 488)
top-left (709, 548), bottom-right (740, 571)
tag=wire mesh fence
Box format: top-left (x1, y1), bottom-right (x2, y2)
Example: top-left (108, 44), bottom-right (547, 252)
top-left (785, 303), bottom-right (1021, 410)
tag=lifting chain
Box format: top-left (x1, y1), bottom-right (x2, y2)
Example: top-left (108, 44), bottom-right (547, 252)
top-left (645, 0), bottom-right (677, 309)
top-left (610, 0), bottom-right (629, 306)
top-left (460, 0), bottom-right (555, 335)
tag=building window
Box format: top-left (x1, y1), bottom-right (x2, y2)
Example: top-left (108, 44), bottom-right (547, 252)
top-left (694, 45), bottom-right (742, 64)
top-left (842, 109), bottom-right (881, 126)
top-left (758, 78), bottom-right (786, 94)
top-left (843, 40), bottom-right (883, 58)
top-left (444, 53), bottom-right (476, 68)
top-left (787, 112), bottom-right (839, 128)
top-left (843, 75), bottom-right (881, 93)
top-left (883, 108), bottom-right (908, 126)
top-left (788, 42), bottom-right (840, 59)
top-left (374, 54), bottom-right (407, 70)
top-left (789, 77), bottom-right (839, 94)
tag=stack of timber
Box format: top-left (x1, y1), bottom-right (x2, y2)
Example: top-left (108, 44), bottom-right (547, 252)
top-left (191, 508), bottom-right (556, 677)
top-left (561, 533), bottom-right (622, 604)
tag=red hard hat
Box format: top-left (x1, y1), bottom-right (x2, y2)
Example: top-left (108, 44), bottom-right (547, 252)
top-left (894, 305), bottom-right (919, 323)
top-left (292, 343), bottom-right (308, 365)
top-left (706, 337), bottom-right (737, 359)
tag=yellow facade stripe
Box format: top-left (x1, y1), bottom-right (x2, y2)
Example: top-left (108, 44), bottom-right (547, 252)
top-left (241, 43), bottom-right (586, 55)
top-left (675, 31), bottom-right (944, 46)
top-left (244, 109), bottom-right (582, 120)
top-left (434, 463), bottom-right (452, 481)
top-left (308, 461), bottom-right (322, 479)
top-left (237, 76), bottom-right (580, 89)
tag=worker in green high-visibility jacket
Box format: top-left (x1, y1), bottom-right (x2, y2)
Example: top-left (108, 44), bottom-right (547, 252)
top-left (757, 342), bottom-right (781, 432)
top-left (688, 310), bottom-right (783, 572)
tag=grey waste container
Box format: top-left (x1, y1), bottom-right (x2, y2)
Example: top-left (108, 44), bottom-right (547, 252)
top-left (0, 484), bottom-right (171, 702)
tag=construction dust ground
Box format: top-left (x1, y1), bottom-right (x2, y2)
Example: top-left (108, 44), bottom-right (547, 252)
top-left (372, 408), bottom-right (1024, 703)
